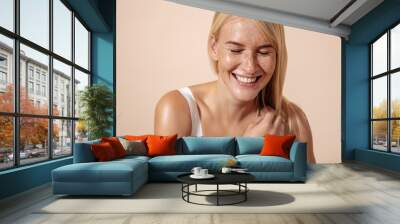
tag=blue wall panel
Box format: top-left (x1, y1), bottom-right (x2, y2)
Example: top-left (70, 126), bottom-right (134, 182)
top-left (342, 44), bottom-right (369, 160)
top-left (92, 33), bottom-right (114, 88)
top-left (355, 148), bottom-right (400, 172)
top-left (91, 32), bottom-right (115, 135)
top-left (343, 0), bottom-right (400, 171)
top-left (0, 158), bottom-right (72, 199)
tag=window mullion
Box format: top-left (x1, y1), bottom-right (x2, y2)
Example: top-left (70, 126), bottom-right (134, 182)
top-left (370, 45), bottom-right (373, 149)
top-left (388, 30), bottom-right (391, 153)
top-left (48, 0), bottom-right (54, 160)
top-left (13, 0), bottom-right (20, 167)
top-left (71, 10), bottom-right (76, 155)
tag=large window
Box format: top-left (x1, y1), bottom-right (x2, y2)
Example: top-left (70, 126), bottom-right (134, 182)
top-left (371, 22), bottom-right (400, 153)
top-left (0, 0), bottom-right (91, 171)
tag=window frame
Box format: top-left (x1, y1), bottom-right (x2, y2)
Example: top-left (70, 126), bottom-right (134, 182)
top-left (0, 0), bottom-right (92, 171)
top-left (370, 20), bottom-right (400, 154)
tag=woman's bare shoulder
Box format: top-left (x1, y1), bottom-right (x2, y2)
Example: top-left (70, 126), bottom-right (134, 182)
top-left (156, 90), bottom-right (189, 110)
top-left (154, 90), bottom-right (191, 136)
top-left (189, 81), bottom-right (216, 104)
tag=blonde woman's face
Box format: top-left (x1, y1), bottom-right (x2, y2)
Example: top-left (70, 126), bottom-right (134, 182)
top-left (211, 17), bottom-right (276, 102)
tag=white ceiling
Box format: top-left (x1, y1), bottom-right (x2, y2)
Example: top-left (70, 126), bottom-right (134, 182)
top-left (227, 0), bottom-right (352, 22)
top-left (165, 0), bottom-right (384, 39)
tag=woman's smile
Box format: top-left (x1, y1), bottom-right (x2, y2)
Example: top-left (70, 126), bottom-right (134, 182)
top-left (231, 72), bottom-right (263, 87)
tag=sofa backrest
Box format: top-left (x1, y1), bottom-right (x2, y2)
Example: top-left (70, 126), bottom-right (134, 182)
top-left (74, 136), bottom-right (293, 161)
top-left (176, 137), bottom-right (236, 155)
top-left (235, 137), bottom-right (264, 155)
top-left (73, 139), bottom-right (100, 163)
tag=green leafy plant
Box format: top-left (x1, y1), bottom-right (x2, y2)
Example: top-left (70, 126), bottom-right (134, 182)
top-left (79, 84), bottom-right (114, 140)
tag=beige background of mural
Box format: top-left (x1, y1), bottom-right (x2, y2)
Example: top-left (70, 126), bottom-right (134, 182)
top-left (116, 0), bottom-right (341, 163)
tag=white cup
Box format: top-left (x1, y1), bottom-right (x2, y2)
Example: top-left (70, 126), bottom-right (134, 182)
top-left (221, 167), bottom-right (232, 174)
top-left (191, 167), bottom-right (202, 176)
top-left (200, 169), bottom-right (208, 176)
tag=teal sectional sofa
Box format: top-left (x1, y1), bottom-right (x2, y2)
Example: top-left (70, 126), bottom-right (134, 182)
top-left (52, 137), bottom-right (307, 196)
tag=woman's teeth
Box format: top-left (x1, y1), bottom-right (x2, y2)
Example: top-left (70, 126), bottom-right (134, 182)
top-left (233, 73), bottom-right (258, 84)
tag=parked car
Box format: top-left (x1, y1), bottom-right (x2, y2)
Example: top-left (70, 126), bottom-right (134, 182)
top-left (7, 153), bottom-right (13, 161)
top-left (8, 150), bottom-right (32, 160)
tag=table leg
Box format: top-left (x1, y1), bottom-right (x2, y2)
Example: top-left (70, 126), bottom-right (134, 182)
top-left (195, 184), bottom-right (197, 192)
top-left (245, 183), bottom-right (247, 201)
top-left (187, 184), bottom-right (190, 202)
top-left (217, 184), bottom-right (219, 206)
top-left (181, 184), bottom-right (183, 199)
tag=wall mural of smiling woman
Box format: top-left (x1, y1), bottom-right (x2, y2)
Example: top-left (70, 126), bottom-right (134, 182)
top-left (154, 13), bottom-right (315, 162)
top-left (117, 0), bottom-right (341, 164)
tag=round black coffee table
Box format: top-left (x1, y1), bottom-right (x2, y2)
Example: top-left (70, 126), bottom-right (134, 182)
top-left (177, 173), bottom-right (255, 206)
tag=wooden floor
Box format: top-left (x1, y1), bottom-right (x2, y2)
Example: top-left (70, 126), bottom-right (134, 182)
top-left (1, 162), bottom-right (400, 224)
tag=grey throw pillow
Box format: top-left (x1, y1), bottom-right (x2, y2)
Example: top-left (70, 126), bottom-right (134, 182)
top-left (118, 137), bottom-right (147, 156)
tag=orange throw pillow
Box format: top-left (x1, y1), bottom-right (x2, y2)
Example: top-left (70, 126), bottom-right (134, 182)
top-left (124, 135), bottom-right (152, 141)
top-left (91, 142), bottom-right (117, 161)
top-left (146, 134), bottom-right (177, 157)
top-left (260, 135), bottom-right (296, 159)
top-left (101, 137), bottom-right (127, 158)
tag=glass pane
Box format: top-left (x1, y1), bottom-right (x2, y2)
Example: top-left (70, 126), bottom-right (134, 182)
top-left (75, 120), bottom-right (88, 143)
top-left (53, 119), bottom-right (72, 157)
top-left (392, 72), bottom-right (400, 118)
top-left (372, 121), bottom-right (387, 151)
top-left (0, 0), bottom-right (14, 31)
top-left (53, 0), bottom-right (72, 60)
top-left (391, 24), bottom-right (400, 70)
top-left (20, 0), bottom-right (49, 49)
top-left (0, 34), bottom-right (14, 112)
top-left (372, 33), bottom-right (387, 76)
top-left (74, 17), bottom-right (89, 70)
top-left (20, 117), bottom-right (49, 165)
top-left (20, 44), bottom-right (49, 115)
top-left (0, 116), bottom-right (13, 170)
top-left (74, 69), bottom-right (89, 118)
top-left (53, 59), bottom-right (72, 117)
top-left (372, 76), bottom-right (387, 119)
top-left (391, 120), bottom-right (400, 153)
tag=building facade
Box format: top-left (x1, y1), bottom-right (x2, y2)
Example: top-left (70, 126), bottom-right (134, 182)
top-left (0, 41), bottom-right (78, 154)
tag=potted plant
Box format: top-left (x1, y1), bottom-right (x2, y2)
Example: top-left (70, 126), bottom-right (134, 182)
top-left (79, 84), bottom-right (114, 140)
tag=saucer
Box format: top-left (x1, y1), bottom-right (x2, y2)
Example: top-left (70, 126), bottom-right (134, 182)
top-left (232, 170), bottom-right (249, 174)
top-left (190, 174), bottom-right (215, 179)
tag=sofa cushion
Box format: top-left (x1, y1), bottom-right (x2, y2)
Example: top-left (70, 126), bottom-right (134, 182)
top-left (73, 139), bottom-right (100, 163)
top-left (118, 138), bottom-right (147, 156)
top-left (91, 142), bottom-right (118, 161)
top-left (235, 137), bottom-right (264, 155)
top-left (148, 154), bottom-right (235, 172)
top-left (177, 137), bottom-right (236, 155)
top-left (52, 159), bottom-right (147, 183)
top-left (147, 134), bottom-right (177, 157)
top-left (114, 155), bottom-right (150, 164)
top-left (124, 135), bottom-right (151, 141)
top-left (260, 135), bottom-right (296, 159)
top-left (101, 137), bottom-right (127, 158)
top-left (236, 155), bottom-right (293, 172)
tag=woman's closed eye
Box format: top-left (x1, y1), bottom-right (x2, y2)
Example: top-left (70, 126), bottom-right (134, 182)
top-left (258, 51), bottom-right (272, 56)
top-left (229, 49), bottom-right (273, 56)
top-left (230, 49), bottom-right (243, 54)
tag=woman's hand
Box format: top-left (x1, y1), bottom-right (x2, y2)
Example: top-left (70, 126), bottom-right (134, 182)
top-left (243, 106), bottom-right (287, 137)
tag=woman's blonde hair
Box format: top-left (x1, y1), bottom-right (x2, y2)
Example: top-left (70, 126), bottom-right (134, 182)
top-left (208, 12), bottom-right (288, 115)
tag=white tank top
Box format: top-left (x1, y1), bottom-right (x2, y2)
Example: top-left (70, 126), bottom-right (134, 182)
top-left (177, 87), bottom-right (203, 136)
